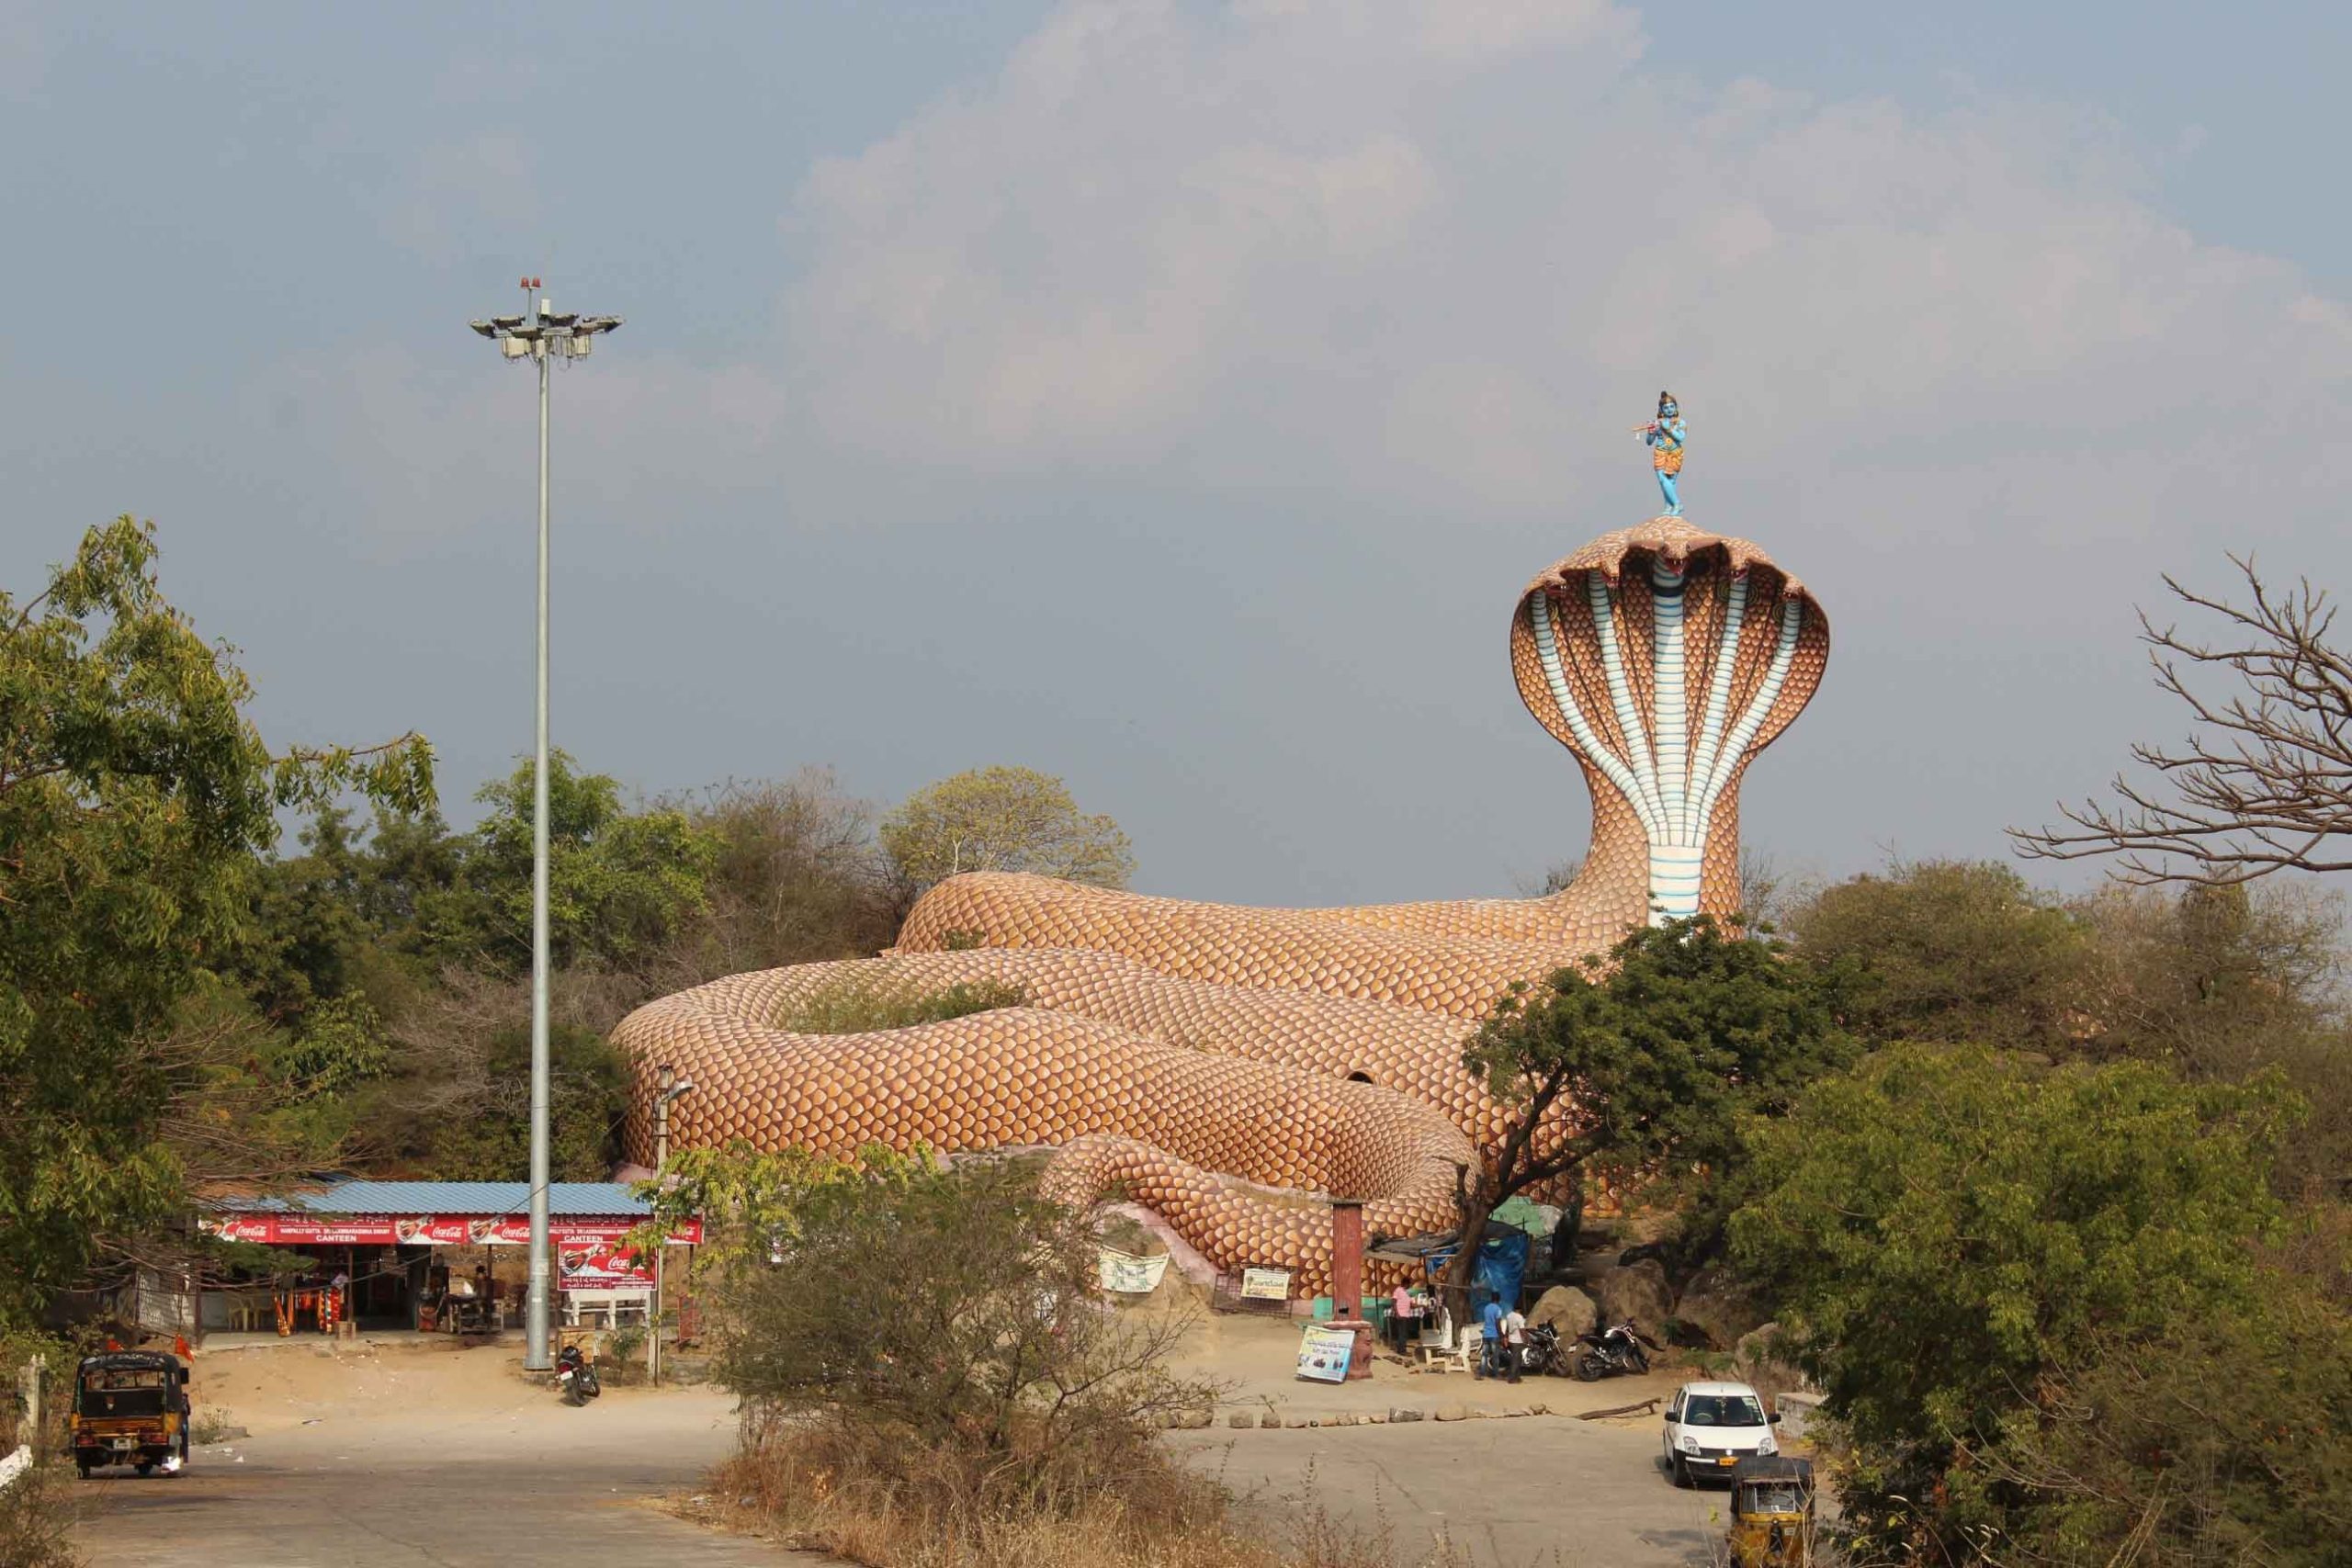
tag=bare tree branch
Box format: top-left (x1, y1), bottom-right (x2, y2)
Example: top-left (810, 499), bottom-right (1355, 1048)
top-left (2013, 556), bottom-right (2352, 886)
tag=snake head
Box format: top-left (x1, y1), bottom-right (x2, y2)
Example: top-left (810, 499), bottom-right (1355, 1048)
top-left (1509, 518), bottom-right (1829, 921)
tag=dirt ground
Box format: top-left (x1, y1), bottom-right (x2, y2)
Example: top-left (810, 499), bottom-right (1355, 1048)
top-left (72, 1318), bottom-right (1772, 1567)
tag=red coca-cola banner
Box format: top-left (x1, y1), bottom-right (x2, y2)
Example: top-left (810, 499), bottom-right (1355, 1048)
top-left (270, 1215), bottom-right (400, 1246)
top-left (203, 1213), bottom-right (703, 1247)
top-left (555, 1243), bottom-right (654, 1292)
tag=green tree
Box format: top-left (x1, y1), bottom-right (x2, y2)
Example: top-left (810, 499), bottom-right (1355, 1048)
top-left (0, 518), bottom-right (431, 1322)
top-left (635, 1142), bottom-right (872, 1277)
top-left (238, 806), bottom-right (377, 1026)
top-left (1730, 1044), bottom-right (2298, 1561)
top-left (880, 765), bottom-right (1133, 892)
top-left (246, 992), bottom-right (396, 1157)
top-left (1446, 916), bottom-right (1858, 1302)
top-left (2075, 881), bottom-right (2352, 1194)
top-left (345, 804), bottom-right (470, 964)
top-left (421, 1021), bottom-right (626, 1181)
top-left (669, 772), bottom-right (899, 976)
top-left (462, 750), bottom-right (719, 972)
top-left (1978, 1279), bottom-right (2352, 1566)
top-left (1784, 859), bottom-right (2090, 1051)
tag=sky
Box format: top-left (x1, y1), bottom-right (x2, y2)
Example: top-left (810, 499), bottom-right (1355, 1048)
top-left (4, 0), bottom-right (2347, 907)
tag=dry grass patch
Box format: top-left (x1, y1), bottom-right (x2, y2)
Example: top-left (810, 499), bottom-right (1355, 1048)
top-left (0, 1463), bottom-right (85, 1568)
top-left (775, 976), bottom-right (1026, 1034)
top-left (702, 1424), bottom-right (1481, 1568)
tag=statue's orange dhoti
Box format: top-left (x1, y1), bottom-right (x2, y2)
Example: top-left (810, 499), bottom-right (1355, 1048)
top-left (613, 516), bottom-right (1829, 1295)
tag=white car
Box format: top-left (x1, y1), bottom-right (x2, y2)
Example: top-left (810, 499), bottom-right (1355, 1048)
top-left (1661, 1380), bottom-right (1781, 1487)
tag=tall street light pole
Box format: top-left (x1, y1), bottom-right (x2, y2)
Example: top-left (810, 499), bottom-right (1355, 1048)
top-left (471, 279), bottom-right (623, 1371)
top-left (649, 1066), bottom-right (695, 1385)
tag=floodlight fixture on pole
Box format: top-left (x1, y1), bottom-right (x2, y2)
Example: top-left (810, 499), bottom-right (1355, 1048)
top-left (469, 276), bottom-right (623, 1373)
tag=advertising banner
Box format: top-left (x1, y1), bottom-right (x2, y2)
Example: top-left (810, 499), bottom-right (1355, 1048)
top-left (555, 1242), bottom-right (653, 1292)
top-left (542, 1219), bottom-right (705, 1246)
top-left (1096, 1248), bottom-right (1170, 1294)
top-left (201, 1213), bottom-right (703, 1248)
top-left (1238, 1268), bottom-right (1292, 1301)
top-left (1295, 1325), bottom-right (1356, 1383)
top-left (263, 1215), bottom-right (399, 1246)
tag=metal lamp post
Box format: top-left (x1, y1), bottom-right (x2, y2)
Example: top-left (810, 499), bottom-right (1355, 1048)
top-left (470, 279), bottom-right (622, 1371)
top-left (649, 1066), bottom-right (695, 1385)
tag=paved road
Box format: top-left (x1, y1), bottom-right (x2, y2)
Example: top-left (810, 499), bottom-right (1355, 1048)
top-left (1173, 1413), bottom-right (1731, 1568)
top-left (74, 1372), bottom-right (814, 1567)
top-left (72, 1337), bottom-right (1754, 1568)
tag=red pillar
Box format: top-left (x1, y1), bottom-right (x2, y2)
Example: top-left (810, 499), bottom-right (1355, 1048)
top-left (1329, 1201), bottom-right (1374, 1379)
top-left (1330, 1201), bottom-right (1364, 1313)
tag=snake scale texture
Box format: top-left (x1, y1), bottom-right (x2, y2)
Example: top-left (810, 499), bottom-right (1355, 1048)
top-left (613, 517), bottom-right (1829, 1295)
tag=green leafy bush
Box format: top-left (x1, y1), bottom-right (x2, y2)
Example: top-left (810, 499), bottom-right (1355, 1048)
top-left (1732, 1043), bottom-right (2299, 1559)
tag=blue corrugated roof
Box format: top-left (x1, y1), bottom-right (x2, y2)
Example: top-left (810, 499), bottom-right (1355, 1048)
top-left (214, 1180), bottom-right (650, 1217)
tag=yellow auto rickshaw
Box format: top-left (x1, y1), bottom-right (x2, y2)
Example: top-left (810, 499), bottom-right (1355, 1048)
top-left (1726, 1455), bottom-right (1815, 1566)
top-left (70, 1350), bottom-right (191, 1478)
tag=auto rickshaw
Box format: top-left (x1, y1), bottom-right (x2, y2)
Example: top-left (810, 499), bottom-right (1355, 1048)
top-left (69, 1350), bottom-right (191, 1478)
top-left (1725, 1455), bottom-right (1815, 1566)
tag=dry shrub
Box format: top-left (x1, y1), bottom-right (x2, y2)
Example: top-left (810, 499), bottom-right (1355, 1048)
top-left (712, 1420), bottom-right (1264, 1568)
top-left (707, 1424), bottom-right (1482, 1568)
top-left (0, 1464), bottom-right (85, 1568)
top-left (709, 1156), bottom-right (1213, 1519)
top-left (0, 1337), bottom-right (78, 1568)
top-left (693, 1155), bottom-right (1479, 1568)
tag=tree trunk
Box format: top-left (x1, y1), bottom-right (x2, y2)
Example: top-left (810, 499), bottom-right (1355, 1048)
top-left (1440, 1185), bottom-right (1497, 1329)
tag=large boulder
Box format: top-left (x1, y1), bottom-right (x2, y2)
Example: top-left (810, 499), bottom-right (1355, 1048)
top-left (1671, 1265), bottom-right (1767, 1351)
top-left (1527, 1285), bottom-right (1599, 1340)
top-left (1592, 1258), bottom-right (1673, 1334)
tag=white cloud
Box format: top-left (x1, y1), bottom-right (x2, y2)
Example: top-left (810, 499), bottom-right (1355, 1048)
top-left (774, 0), bottom-right (2349, 546)
top-left (158, 0), bottom-right (2352, 902)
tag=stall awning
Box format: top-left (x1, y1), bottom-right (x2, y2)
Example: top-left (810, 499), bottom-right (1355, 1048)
top-left (212, 1180), bottom-right (657, 1218)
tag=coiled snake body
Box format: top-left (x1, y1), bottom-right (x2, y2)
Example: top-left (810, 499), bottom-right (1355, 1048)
top-left (614, 518), bottom-right (1829, 1294)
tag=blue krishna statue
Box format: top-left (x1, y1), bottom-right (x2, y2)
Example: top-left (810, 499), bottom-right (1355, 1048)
top-left (1635, 391), bottom-right (1687, 515)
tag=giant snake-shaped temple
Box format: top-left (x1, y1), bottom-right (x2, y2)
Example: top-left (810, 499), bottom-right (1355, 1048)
top-left (612, 516), bottom-right (1828, 1296)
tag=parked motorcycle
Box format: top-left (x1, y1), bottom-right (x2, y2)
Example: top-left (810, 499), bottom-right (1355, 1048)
top-left (1519, 1322), bottom-right (1575, 1378)
top-left (1569, 1320), bottom-right (1656, 1382)
top-left (555, 1344), bottom-right (602, 1406)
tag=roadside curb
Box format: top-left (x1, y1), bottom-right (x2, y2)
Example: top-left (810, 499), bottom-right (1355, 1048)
top-left (1162, 1400), bottom-right (1660, 1431)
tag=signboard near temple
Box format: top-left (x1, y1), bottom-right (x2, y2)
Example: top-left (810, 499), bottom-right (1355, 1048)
top-left (200, 1214), bottom-right (704, 1248)
top-left (254, 1215), bottom-right (398, 1247)
top-left (1096, 1248), bottom-right (1170, 1294)
top-left (1295, 1325), bottom-right (1355, 1383)
top-left (556, 1243), bottom-right (653, 1292)
top-left (1239, 1268), bottom-right (1291, 1300)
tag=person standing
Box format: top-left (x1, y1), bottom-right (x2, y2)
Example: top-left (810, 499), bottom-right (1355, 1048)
top-left (1388, 1281), bottom-right (1421, 1354)
top-left (1498, 1303), bottom-right (1529, 1385)
top-left (1477, 1296), bottom-right (1507, 1379)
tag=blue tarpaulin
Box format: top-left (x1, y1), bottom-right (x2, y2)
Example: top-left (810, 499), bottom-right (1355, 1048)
top-left (1418, 1227), bottom-right (1532, 1308)
top-left (1472, 1229), bottom-right (1531, 1308)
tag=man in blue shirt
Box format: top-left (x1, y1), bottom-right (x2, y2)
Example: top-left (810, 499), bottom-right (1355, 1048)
top-left (1476, 1297), bottom-right (1522, 1382)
